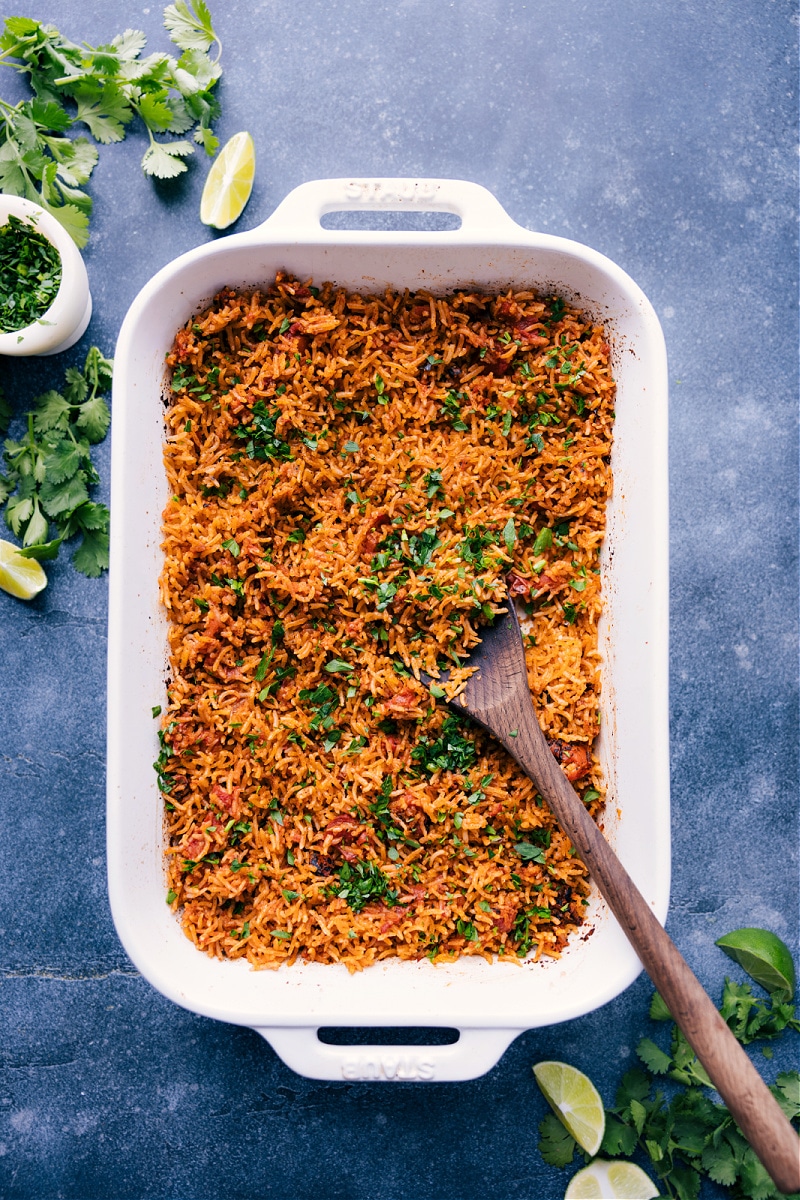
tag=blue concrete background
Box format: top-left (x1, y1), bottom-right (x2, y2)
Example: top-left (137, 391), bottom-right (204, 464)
top-left (0, 2), bottom-right (797, 1197)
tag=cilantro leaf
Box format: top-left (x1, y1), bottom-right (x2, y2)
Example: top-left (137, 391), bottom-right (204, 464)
top-left (76, 395), bottom-right (111, 442)
top-left (5, 493), bottom-right (34, 536)
top-left (40, 470), bottom-right (89, 517)
top-left (324, 659), bottom-right (354, 674)
top-left (70, 500), bottom-right (110, 531)
top-left (514, 840), bottom-right (546, 863)
top-left (177, 47), bottom-right (222, 93)
top-left (636, 1036), bottom-right (673, 1076)
top-left (71, 525), bottom-right (109, 577)
top-left (45, 201), bottom-right (91, 248)
top-left (194, 123), bottom-right (219, 155)
top-left (73, 84), bottom-right (135, 144)
top-left (411, 716), bottom-right (477, 775)
top-left (739, 1146), bottom-right (779, 1200)
top-left (138, 91), bottom-right (175, 132)
top-left (0, 16), bottom-right (41, 45)
top-left (17, 535), bottom-right (63, 561)
top-left (30, 98), bottom-right (71, 133)
top-left (600, 1113), bottom-right (638, 1157)
top-left (649, 990), bottom-right (672, 1021)
top-left (669, 1029), bottom-right (713, 1087)
top-left (141, 137), bottom-right (194, 178)
top-left (22, 500), bottom-right (48, 545)
top-left (42, 441), bottom-right (83, 485)
top-left (667, 1163), bottom-right (702, 1200)
top-left (47, 136), bottom-right (98, 187)
top-left (62, 367), bottom-right (89, 408)
top-left (111, 28), bottom-right (149, 61)
top-left (701, 1138), bottom-right (739, 1187)
top-left (162, 96), bottom-right (195, 135)
top-left (33, 390), bottom-right (72, 433)
top-left (537, 1111), bottom-right (577, 1168)
top-left (164, 1), bottom-right (220, 56)
top-left (775, 1071), bottom-right (800, 1120)
top-left (615, 1066), bottom-right (651, 1107)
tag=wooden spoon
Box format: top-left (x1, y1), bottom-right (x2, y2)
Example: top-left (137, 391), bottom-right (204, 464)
top-left (433, 602), bottom-right (800, 1194)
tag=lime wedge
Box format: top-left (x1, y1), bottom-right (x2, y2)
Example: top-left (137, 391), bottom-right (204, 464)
top-left (533, 1060), bottom-right (605, 1156)
top-left (715, 927), bottom-right (796, 997)
top-left (0, 538), bottom-right (48, 600)
top-left (200, 131), bottom-right (255, 229)
top-left (565, 1159), bottom-right (660, 1199)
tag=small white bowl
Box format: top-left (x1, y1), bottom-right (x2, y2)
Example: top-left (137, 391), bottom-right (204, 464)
top-left (0, 194), bottom-right (92, 357)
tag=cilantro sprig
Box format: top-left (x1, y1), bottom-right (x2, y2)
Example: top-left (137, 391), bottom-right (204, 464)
top-left (0, 346), bottom-right (112, 576)
top-left (0, 2), bottom-right (223, 245)
top-left (536, 931), bottom-right (800, 1200)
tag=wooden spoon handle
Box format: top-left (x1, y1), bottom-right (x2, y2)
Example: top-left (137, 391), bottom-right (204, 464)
top-left (504, 704), bottom-right (800, 1195)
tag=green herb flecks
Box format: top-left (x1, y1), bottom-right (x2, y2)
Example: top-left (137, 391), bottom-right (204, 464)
top-left (328, 857), bottom-right (399, 913)
top-left (298, 682), bottom-right (342, 750)
top-left (0, 214), bottom-right (62, 332)
top-left (368, 774), bottom-right (420, 851)
top-left (371, 526), bottom-right (441, 573)
top-left (514, 839), bottom-right (547, 864)
top-left (233, 400), bottom-right (293, 462)
top-left (511, 904), bottom-right (552, 958)
top-left (256, 663), bottom-right (296, 701)
top-left (374, 372), bottom-right (388, 404)
top-left (0, 346), bottom-right (112, 576)
top-left (324, 658), bottom-right (354, 674)
top-left (411, 715), bottom-right (477, 776)
top-left (424, 468), bottom-right (444, 499)
top-left (532, 527), bottom-right (553, 554)
top-left (441, 389), bottom-right (468, 431)
top-left (153, 725), bottom-right (175, 793)
top-left (459, 525), bottom-right (499, 570)
top-left (0, 3), bottom-right (223, 245)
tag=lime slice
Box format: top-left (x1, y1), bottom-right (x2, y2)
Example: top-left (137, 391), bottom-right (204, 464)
top-left (200, 131), bottom-right (255, 229)
top-left (565, 1159), bottom-right (660, 1199)
top-left (0, 538), bottom-right (47, 600)
top-left (715, 927), bottom-right (796, 998)
top-left (533, 1060), bottom-right (605, 1156)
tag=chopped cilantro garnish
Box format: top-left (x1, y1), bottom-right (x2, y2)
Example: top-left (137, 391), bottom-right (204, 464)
top-left (0, 215), bottom-right (62, 332)
top-left (324, 659), bottom-right (353, 674)
top-left (328, 858), bottom-right (398, 912)
top-left (233, 401), bottom-right (293, 462)
top-left (412, 716), bottom-right (477, 775)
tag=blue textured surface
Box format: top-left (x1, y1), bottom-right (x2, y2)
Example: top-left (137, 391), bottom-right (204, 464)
top-left (0, 2), bottom-right (797, 1197)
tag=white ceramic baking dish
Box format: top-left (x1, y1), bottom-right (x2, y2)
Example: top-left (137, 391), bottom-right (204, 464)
top-left (107, 178), bottom-right (669, 1082)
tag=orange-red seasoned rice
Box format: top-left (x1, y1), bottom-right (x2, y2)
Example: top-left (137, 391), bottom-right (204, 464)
top-left (158, 274), bottom-right (615, 970)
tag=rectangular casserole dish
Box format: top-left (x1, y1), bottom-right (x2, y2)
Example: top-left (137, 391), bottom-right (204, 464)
top-left (107, 177), bottom-right (669, 1082)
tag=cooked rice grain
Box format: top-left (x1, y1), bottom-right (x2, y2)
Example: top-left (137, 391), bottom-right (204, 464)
top-left (159, 275), bottom-right (615, 971)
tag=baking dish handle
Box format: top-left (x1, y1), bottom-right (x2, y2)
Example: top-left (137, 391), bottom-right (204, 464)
top-left (256, 1026), bottom-right (524, 1082)
top-left (256, 177), bottom-right (522, 239)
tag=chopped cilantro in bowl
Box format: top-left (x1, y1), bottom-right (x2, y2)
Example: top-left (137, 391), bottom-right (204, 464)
top-left (0, 213), bottom-right (62, 333)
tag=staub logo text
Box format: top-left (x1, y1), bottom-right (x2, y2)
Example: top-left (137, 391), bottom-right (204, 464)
top-left (343, 179), bottom-right (438, 206)
top-left (341, 1053), bottom-right (436, 1081)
